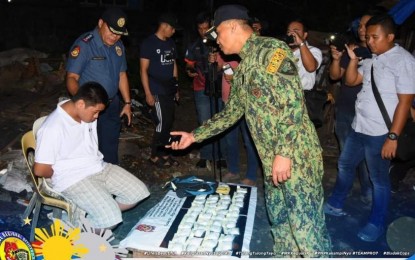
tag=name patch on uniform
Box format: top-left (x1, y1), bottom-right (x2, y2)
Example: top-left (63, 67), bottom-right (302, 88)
top-left (266, 48), bottom-right (286, 74)
top-left (70, 46), bottom-right (80, 58)
top-left (92, 57), bottom-right (106, 60)
top-left (115, 46), bottom-right (122, 56)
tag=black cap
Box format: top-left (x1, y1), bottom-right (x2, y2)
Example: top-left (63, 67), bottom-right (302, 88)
top-left (102, 8), bottom-right (128, 36)
top-left (158, 12), bottom-right (179, 28)
top-left (213, 4), bottom-right (250, 27)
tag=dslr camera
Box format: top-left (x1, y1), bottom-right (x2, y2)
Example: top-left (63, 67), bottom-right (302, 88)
top-left (279, 34), bottom-right (295, 45)
top-left (204, 26), bottom-right (218, 42)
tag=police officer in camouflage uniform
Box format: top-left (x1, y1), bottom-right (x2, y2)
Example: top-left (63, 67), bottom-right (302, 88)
top-left (169, 4), bottom-right (332, 257)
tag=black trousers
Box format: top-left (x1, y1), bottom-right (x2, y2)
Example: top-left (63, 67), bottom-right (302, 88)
top-left (150, 94), bottom-right (175, 158)
top-left (97, 95), bottom-right (121, 164)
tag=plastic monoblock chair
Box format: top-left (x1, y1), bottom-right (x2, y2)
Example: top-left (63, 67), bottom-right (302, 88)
top-left (21, 117), bottom-right (75, 241)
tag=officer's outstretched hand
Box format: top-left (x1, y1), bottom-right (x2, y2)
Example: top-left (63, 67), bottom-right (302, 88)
top-left (272, 155), bottom-right (292, 186)
top-left (166, 131), bottom-right (195, 150)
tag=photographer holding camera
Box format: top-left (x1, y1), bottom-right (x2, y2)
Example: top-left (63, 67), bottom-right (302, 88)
top-left (184, 12), bottom-right (227, 169)
top-left (328, 13), bottom-right (374, 205)
top-left (286, 19), bottom-right (322, 91)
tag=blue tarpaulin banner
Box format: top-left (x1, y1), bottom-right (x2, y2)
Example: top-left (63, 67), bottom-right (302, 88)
top-left (388, 0), bottom-right (415, 25)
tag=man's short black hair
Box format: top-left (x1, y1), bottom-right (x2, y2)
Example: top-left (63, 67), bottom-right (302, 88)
top-left (196, 11), bottom-right (210, 25)
top-left (366, 14), bottom-right (396, 35)
top-left (287, 18), bottom-right (308, 32)
top-left (72, 81), bottom-right (109, 107)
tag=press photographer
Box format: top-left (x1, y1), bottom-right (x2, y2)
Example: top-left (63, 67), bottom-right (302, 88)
top-left (184, 12), bottom-right (227, 169)
top-left (284, 18), bottom-right (324, 128)
top-left (328, 33), bottom-right (371, 60)
top-left (285, 18), bottom-right (323, 91)
top-left (327, 13), bottom-right (376, 207)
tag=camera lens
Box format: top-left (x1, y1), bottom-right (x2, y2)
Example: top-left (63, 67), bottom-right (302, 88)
top-left (280, 35), bottom-right (295, 44)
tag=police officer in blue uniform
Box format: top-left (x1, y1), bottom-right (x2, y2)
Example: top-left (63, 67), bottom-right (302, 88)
top-left (66, 8), bottom-right (132, 164)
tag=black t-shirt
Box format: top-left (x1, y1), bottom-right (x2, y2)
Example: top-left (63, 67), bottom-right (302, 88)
top-left (140, 34), bottom-right (177, 95)
top-left (336, 46), bottom-right (370, 113)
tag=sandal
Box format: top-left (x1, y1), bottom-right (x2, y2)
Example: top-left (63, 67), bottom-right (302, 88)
top-left (357, 223), bottom-right (384, 242)
top-left (323, 202), bottom-right (348, 217)
top-left (148, 157), bottom-right (171, 168)
top-left (166, 156), bottom-right (180, 167)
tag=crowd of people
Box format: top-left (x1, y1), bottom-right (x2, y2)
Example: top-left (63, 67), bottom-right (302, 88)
top-left (31, 4), bottom-right (415, 256)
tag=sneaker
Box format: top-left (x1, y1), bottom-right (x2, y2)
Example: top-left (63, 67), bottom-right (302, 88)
top-left (222, 172), bottom-right (240, 183)
top-left (241, 178), bottom-right (256, 186)
top-left (323, 202), bottom-right (348, 217)
top-left (196, 159), bottom-right (207, 168)
top-left (357, 223), bottom-right (384, 242)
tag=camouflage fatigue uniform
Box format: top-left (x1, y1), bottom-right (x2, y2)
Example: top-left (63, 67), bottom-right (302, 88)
top-left (193, 34), bottom-right (332, 257)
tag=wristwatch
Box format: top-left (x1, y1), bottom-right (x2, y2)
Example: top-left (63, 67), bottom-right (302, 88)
top-left (388, 132), bottom-right (399, 140)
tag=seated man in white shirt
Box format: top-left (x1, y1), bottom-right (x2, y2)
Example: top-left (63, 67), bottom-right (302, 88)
top-left (286, 18), bottom-right (323, 90)
top-left (34, 81), bottom-right (150, 230)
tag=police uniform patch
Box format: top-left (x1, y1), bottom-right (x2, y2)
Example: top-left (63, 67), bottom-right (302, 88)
top-left (266, 48), bottom-right (286, 74)
top-left (115, 46), bottom-right (122, 56)
top-left (70, 46), bottom-right (80, 58)
top-left (82, 33), bottom-right (93, 42)
top-left (117, 18), bottom-right (125, 28)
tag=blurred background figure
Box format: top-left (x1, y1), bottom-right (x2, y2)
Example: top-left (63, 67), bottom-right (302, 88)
top-left (184, 12), bottom-right (227, 170)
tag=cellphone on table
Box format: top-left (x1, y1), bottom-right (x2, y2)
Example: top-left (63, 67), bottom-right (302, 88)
top-left (167, 135), bottom-right (181, 144)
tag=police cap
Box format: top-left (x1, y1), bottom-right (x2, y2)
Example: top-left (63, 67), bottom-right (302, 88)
top-left (102, 8), bottom-right (128, 36)
top-left (213, 4), bottom-right (250, 27)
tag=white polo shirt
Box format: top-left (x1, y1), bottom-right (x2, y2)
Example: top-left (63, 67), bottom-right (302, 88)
top-left (353, 44), bottom-right (415, 136)
top-left (35, 100), bottom-right (106, 192)
top-left (293, 43), bottom-right (323, 90)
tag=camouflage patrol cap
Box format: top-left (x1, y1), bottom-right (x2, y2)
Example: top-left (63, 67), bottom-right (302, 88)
top-left (213, 4), bottom-right (250, 27)
top-left (102, 8), bottom-right (128, 36)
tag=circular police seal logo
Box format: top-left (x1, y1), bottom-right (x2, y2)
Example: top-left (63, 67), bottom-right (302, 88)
top-left (117, 18), bottom-right (125, 28)
top-left (70, 45), bottom-right (80, 58)
top-left (0, 231), bottom-right (35, 260)
top-left (115, 46), bottom-right (122, 56)
top-left (136, 224), bottom-right (155, 232)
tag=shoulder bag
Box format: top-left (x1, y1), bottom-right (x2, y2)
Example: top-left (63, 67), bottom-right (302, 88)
top-left (371, 65), bottom-right (415, 161)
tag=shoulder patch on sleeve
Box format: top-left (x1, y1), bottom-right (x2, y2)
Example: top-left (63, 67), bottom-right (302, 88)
top-left (115, 46), bottom-right (122, 56)
top-left (70, 45), bottom-right (80, 58)
top-left (82, 34), bottom-right (93, 42)
top-left (266, 48), bottom-right (286, 74)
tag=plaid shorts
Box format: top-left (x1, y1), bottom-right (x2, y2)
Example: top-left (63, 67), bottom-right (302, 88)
top-left (62, 163), bottom-right (150, 228)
